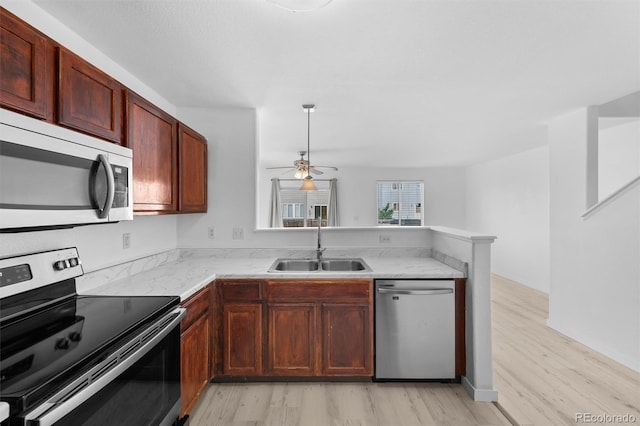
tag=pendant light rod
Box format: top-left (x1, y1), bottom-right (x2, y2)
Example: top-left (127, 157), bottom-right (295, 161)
top-left (302, 104), bottom-right (314, 166)
top-left (301, 104), bottom-right (317, 191)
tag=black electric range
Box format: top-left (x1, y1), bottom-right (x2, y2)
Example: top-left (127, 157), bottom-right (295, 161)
top-left (0, 248), bottom-right (184, 426)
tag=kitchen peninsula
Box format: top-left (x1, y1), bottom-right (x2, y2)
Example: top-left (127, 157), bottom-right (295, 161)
top-left (76, 226), bottom-right (497, 411)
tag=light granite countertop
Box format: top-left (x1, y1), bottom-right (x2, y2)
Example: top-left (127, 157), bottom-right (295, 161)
top-left (77, 248), bottom-right (466, 301)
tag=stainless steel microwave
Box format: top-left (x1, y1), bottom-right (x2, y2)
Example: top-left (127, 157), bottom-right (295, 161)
top-left (0, 109), bottom-right (133, 232)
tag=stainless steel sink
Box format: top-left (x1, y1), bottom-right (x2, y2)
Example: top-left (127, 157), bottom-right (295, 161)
top-left (268, 258), bottom-right (371, 273)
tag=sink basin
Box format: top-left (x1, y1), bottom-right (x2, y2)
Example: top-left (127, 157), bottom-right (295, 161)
top-left (270, 259), bottom-right (319, 271)
top-left (321, 259), bottom-right (370, 272)
top-left (268, 258), bottom-right (371, 273)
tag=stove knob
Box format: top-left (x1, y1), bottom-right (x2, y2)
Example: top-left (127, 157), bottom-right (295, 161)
top-left (55, 337), bottom-right (70, 350)
top-left (53, 260), bottom-right (67, 271)
top-left (69, 332), bottom-right (82, 342)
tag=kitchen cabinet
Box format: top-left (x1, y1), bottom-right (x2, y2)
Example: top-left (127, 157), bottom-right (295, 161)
top-left (126, 90), bottom-right (178, 213)
top-left (267, 303), bottom-right (316, 375)
top-left (0, 8), bottom-right (54, 121)
top-left (58, 48), bottom-right (123, 144)
top-left (180, 286), bottom-right (211, 417)
top-left (214, 279), bottom-right (373, 378)
top-left (178, 123), bottom-right (208, 213)
top-left (215, 281), bottom-right (264, 376)
top-left (266, 279), bottom-right (373, 377)
top-left (321, 303), bottom-right (371, 375)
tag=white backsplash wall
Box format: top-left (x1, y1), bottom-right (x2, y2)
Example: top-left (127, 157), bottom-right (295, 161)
top-left (0, 216), bottom-right (178, 273)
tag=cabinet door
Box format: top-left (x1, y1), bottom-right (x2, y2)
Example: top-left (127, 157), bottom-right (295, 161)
top-left (0, 8), bottom-right (52, 120)
top-left (126, 91), bottom-right (178, 213)
top-left (322, 303), bottom-right (372, 376)
top-left (180, 313), bottom-right (210, 417)
top-left (267, 303), bottom-right (316, 376)
top-left (58, 49), bottom-right (122, 143)
top-left (222, 303), bottom-right (263, 376)
top-left (178, 123), bottom-right (208, 213)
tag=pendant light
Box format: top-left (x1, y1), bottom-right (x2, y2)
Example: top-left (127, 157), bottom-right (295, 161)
top-left (300, 104), bottom-right (317, 191)
top-left (267, 0), bottom-right (333, 12)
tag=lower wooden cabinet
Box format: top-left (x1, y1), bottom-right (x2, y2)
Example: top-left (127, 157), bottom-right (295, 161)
top-left (267, 303), bottom-right (316, 376)
top-left (214, 279), bottom-right (373, 378)
top-left (180, 286), bottom-right (211, 417)
top-left (322, 303), bottom-right (371, 376)
top-left (222, 302), bottom-right (263, 376)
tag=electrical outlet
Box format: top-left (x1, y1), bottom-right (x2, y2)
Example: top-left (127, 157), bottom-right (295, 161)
top-left (379, 235), bottom-right (391, 244)
top-left (123, 233), bottom-right (131, 249)
top-left (232, 227), bottom-right (245, 240)
top-left (208, 227), bottom-right (216, 239)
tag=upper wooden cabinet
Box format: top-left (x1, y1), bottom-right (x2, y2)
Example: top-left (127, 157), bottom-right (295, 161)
top-left (0, 8), bottom-right (53, 121)
top-left (126, 91), bottom-right (178, 213)
top-left (58, 48), bottom-right (123, 144)
top-left (1, 8), bottom-right (208, 215)
top-left (178, 123), bottom-right (208, 213)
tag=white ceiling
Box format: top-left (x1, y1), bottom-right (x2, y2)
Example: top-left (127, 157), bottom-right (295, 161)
top-left (31, 0), bottom-right (640, 168)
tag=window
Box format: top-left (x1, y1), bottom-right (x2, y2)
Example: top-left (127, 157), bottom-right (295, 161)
top-left (377, 181), bottom-right (424, 226)
top-left (280, 182), bottom-right (330, 227)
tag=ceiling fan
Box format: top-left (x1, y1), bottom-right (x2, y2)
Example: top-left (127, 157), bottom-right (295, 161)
top-left (267, 104), bottom-right (338, 188)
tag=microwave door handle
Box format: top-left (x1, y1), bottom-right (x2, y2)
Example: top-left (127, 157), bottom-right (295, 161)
top-left (95, 154), bottom-right (115, 219)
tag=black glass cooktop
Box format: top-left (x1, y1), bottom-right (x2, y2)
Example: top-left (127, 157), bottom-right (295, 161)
top-left (0, 293), bottom-right (179, 411)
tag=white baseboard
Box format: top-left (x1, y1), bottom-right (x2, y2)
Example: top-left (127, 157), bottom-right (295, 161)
top-left (462, 376), bottom-right (499, 402)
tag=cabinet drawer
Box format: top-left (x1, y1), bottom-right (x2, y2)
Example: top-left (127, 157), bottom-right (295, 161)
top-left (266, 280), bottom-right (371, 301)
top-left (181, 286), bottom-right (210, 331)
top-left (220, 282), bottom-right (262, 301)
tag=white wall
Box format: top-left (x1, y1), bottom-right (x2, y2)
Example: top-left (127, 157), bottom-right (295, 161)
top-left (548, 107), bottom-right (640, 371)
top-left (0, 216), bottom-right (177, 273)
top-left (466, 146), bottom-right (550, 292)
top-left (257, 166), bottom-right (467, 229)
top-left (0, 1), bottom-right (179, 272)
top-left (176, 107), bottom-right (435, 249)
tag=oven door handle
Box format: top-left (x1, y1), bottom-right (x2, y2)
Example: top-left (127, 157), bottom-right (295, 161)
top-left (22, 307), bottom-right (186, 426)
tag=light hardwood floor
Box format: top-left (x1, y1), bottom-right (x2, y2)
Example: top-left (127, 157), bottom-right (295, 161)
top-left (188, 381), bottom-right (511, 426)
top-left (190, 276), bottom-right (640, 425)
top-left (492, 274), bottom-right (640, 426)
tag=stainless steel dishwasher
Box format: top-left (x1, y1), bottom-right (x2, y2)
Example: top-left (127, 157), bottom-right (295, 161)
top-left (375, 279), bottom-right (456, 380)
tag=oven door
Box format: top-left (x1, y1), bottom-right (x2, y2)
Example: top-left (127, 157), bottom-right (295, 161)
top-left (0, 109), bottom-right (133, 231)
top-left (19, 308), bottom-right (185, 426)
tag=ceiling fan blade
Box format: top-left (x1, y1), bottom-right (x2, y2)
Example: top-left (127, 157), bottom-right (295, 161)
top-left (266, 166), bottom-right (295, 170)
top-left (310, 168), bottom-right (324, 175)
top-left (313, 166), bottom-right (339, 171)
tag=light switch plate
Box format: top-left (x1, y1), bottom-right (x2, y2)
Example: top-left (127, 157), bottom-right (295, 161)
top-left (232, 227), bottom-right (245, 240)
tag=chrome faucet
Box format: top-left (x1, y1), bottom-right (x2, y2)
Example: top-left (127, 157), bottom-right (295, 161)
top-left (316, 222), bottom-right (325, 261)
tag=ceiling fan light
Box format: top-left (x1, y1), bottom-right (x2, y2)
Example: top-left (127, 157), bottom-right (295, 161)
top-left (294, 168), bottom-right (308, 179)
top-left (300, 176), bottom-right (317, 191)
top-left (267, 0), bottom-right (333, 12)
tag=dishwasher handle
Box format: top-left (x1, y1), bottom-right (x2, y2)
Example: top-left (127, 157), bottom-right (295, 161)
top-left (377, 287), bottom-right (453, 296)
